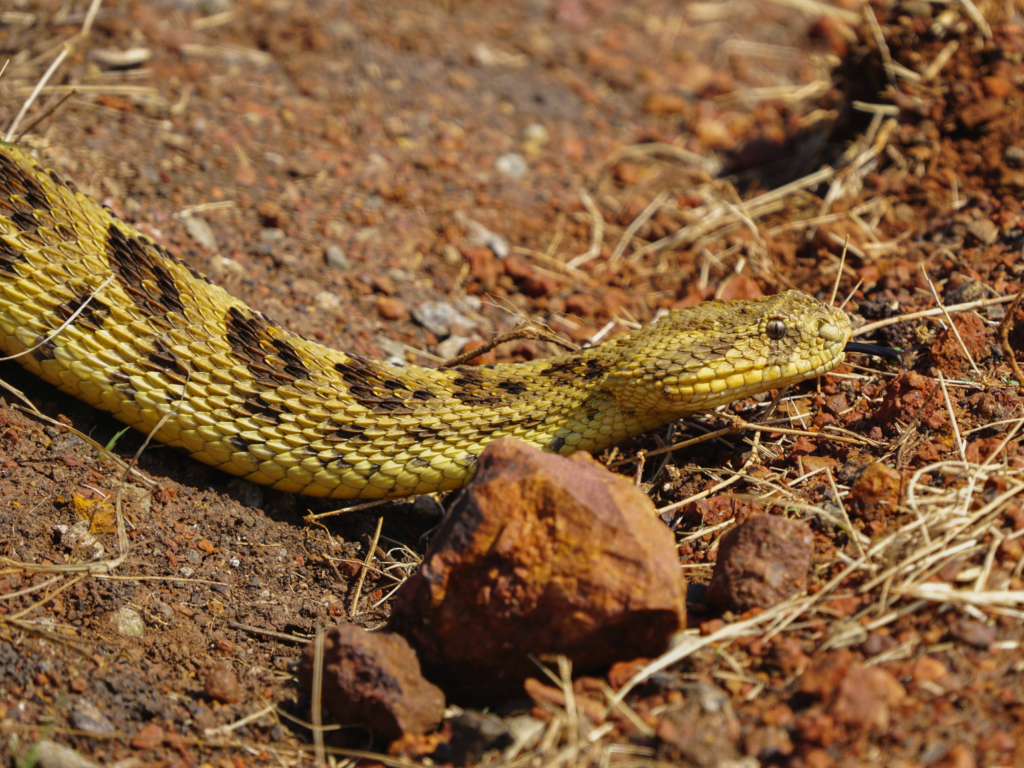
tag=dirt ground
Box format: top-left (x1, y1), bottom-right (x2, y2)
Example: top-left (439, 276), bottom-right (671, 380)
top-left (2, 0), bottom-right (1024, 765)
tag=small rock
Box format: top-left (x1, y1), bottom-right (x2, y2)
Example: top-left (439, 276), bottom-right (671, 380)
top-left (436, 335), bottom-right (470, 360)
top-left (912, 656), bottom-right (948, 683)
top-left (707, 515), bottom-right (814, 611)
top-left (967, 218), bottom-right (999, 245)
top-left (644, 92), bottom-right (691, 116)
top-left (930, 312), bottom-right (987, 377)
top-left (372, 274), bottom-right (396, 295)
top-left (412, 301), bottom-right (471, 337)
top-left (324, 245), bottom-right (349, 270)
top-left (376, 296), bottom-right (408, 320)
top-left (388, 438), bottom-right (686, 701)
top-left (945, 278), bottom-right (988, 305)
top-left (948, 618), bottom-right (996, 648)
top-left (522, 123), bottom-right (550, 145)
top-left (656, 686), bottom-right (740, 767)
top-left (847, 462), bottom-right (902, 523)
top-left (297, 626), bottom-right (445, 742)
top-left (70, 701), bottom-right (116, 735)
top-left (465, 219), bottom-right (510, 259)
top-left (182, 216), bottom-right (217, 251)
top-left (56, 521), bottom-right (105, 562)
top-left (109, 607), bottom-right (145, 637)
top-left (830, 665), bottom-right (906, 731)
top-left (443, 711), bottom-right (512, 765)
top-left (1004, 146), bottom-right (1024, 168)
top-left (205, 661), bottom-right (241, 704)
top-left (130, 723), bottom-right (164, 750)
top-left (495, 153), bottom-right (528, 179)
top-left (89, 46), bottom-right (152, 70)
top-left (31, 741), bottom-right (104, 768)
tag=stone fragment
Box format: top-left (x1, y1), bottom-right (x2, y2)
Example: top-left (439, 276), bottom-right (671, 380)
top-left (205, 661), bottom-right (241, 704)
top-left (929, 312), bottom-right (987, 377)
top-left (441, 711), bottom-right (512, 766)
top-left (830, 665), bottom-right (906, 731)
top-left (847, 462), bottom-right (902, 523)
top-left (109, 607), bottom-right (145, 637)
top-left (655, 685), bottom-right (741, 767)
top-left (297, 625), bottom-right (445, 743)
top-left (388, 438), bottom-right (686, 701)
top-left (70, 701), bottom-right (116, 735)
top-left (707, 515), bottom-right (814, 611)
top-left (948, 618), bottom-right (996, 648)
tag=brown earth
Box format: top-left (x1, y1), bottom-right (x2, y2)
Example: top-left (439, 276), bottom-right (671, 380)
top-left (2, 0), bottom-right (1024, 766)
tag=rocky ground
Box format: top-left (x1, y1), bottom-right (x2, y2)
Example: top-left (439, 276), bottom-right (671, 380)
top-left (1, 0), bottom-right (1024, 766)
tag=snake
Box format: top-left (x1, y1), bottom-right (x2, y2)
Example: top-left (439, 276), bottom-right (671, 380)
top-left (0, 142), bottom-right (854, 499)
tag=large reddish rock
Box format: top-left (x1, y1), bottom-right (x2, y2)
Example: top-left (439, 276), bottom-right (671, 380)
top-left (388, 438), bottom-right (686, 702)
top-left (847, 462), bottom-right (903, 523)
top-left (707, 515), bottom-right (814, 611)
top-left (297, 626), bottom-right (445, 743)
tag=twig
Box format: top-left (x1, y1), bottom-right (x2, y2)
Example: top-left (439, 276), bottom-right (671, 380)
top-left (350, 516), bottom-right (384, 616)
top-left (997, 281), bottom-right (1024, 385)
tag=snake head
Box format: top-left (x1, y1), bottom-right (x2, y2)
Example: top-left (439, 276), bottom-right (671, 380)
top-left (603, 290), bottom-right (852, 418)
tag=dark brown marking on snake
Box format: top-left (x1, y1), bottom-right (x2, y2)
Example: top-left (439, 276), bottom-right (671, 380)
top-left (105, 224), bottom-right (185, 317)
top-left (57, 293), bottom-right (109, 332)
top-left (409, 457), bottom-right (430, 468)
top-left (411, 389), bottom-right (435, 401)
top-left (241, 395), bottom-right (285, 421)
top-left (226, 435), bottom-right (253, 452)
top-left (33, 335), bottom-right (57, 361)
top-left (270, 338), bottom-right (311, 381)
top-left (143, 339), bottom-right (191, 385)
top-left (549, 437), bottom-right (567, 452)
top-left (0, 241), bottom-right (25, 278)
top-left (497, 379), bottom-right (528, 395)
top-left (109, 370), bottom-right (138, 398)
top-left (226, 307), bottom-right (309, 385)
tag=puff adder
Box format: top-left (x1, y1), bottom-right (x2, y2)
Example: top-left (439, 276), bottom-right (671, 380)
top-left (0, 143), bottom-right (852, 499)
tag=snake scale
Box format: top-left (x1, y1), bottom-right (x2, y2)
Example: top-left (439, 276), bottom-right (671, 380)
top-left (0, 143), bottom-right (852, 499)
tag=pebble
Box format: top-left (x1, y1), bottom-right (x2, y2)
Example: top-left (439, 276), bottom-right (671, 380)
top-left (56, 521), bottom-right (105, 562)
top-left (435, 335), bottom-right (470, 360)
top-left (376, 296), bottom-right (408, 320)
top-left (31, 741), bottom-right (104, 768)
top-left (297, 625), bottom-right (446, 742)
top-left (89, 46), bottom-right (152, 70)
top-left (495, 153), bottom-right (528, 179)
top-left (522, 123), bottom-right (550, 145)
top-left (376, 335), bottom-right (408, 365)
top-left (70, 701), bottom-right (116, 735)
top-left (182, 216), bottom-right (217, 251)
top-left (707, 515), bottom-right (814, 611)
top-left (1004, 146), bottom-right (1024, 168)
top-left (130, 723), bottom-right (164, 750)
top-left (324, 245), bottom-right (349, 270)
top-left (109, 607), bottom-right (145, 637)
top-left (966, 218), bottom-right (999, 245)
top-left (412, 301), bottom-right (472, 337)
top-left (466, 219), bottom-right (510, 259)
top-left (948, 618), bottom-right (996, 648)
top-left (260, 227), bottom-right (286, 242)
top-left (205, 660), bottom-right (242, 704)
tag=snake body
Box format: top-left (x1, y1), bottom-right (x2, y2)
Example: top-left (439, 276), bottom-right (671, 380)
top-left (0, 143), bottom-right (852, 499)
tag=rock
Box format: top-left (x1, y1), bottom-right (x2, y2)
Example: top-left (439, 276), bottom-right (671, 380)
top-left (324, 245), bottom-right (349, 270)
top-left (376, 296), bottom-right (408, 320)
top-left (930, 312), bottom-right (987, 377)
top-left (495, 153), bottom-right (528, 179)
top-left (109, 607), bottom-right (145, 637)
top-left (441, 711), bottom-right (512, 766)
top-left (948, 618), bottom-right (996, 648)
top-left (30, 741), bottom-right (103, 768)
top-left (69, 701), bottom-right (116, 735)
top-left (436, 335), bottom-right (470, 360)
top-left (130, 723), bottom-right (164, 750)
top-left (830, 665), bottom-right (906, 731)
top-left (655, 685), bottom-right (741, 767)
top-left (182, 216), bottom-right (217, 251)
top-left (707, 515), bottom-right (814, 611)
top-left (967, 218), bottom-right (999, 245)
top-left (411, 301), bottom-right (472, 337)
top-left (205, 661), bottom-right (241, 704)
top-left (644, 92), bottom-right (691, 116)
top-left (847, 462), bottom-right (903, 523)
top-left (388, 438), bottom-right (686, 701)
top-left (297, 625), bottom-right (445, 743)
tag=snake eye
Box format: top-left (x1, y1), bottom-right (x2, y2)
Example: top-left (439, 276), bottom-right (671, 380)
top-left (766, 319), bottom-right (787, 340)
